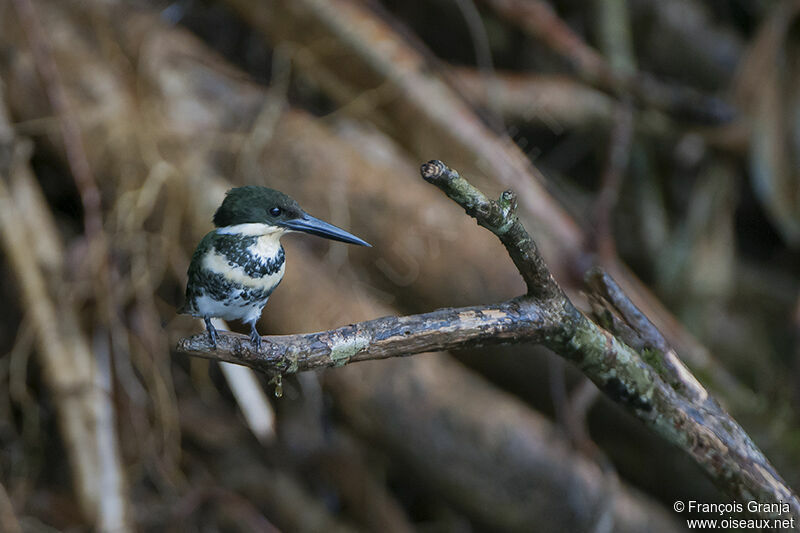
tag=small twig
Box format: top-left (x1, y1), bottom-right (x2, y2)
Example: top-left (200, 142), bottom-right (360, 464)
top-left (420, 159), bottom-right (561, 301)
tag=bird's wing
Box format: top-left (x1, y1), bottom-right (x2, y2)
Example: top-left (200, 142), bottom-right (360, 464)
top-left (178, 230), bottom-right (218, 314)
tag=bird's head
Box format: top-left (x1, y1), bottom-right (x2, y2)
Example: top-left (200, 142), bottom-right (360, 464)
top-left (213, 186), bottom-right (370, 246)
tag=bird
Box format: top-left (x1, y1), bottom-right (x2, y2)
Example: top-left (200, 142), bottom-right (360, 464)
top-left (179, 186), bottom-right (370, 349)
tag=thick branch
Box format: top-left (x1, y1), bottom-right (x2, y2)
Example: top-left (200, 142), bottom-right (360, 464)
top-left (586, 267), bottom-right (699, 398)
top-left (177, 300), bottom-right (558, 374)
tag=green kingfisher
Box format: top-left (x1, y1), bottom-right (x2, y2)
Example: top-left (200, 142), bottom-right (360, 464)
top-left (180, 186), bottom-right (370, 349)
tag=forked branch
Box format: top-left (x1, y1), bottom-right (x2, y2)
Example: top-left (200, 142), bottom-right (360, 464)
top-left (175, 160), bottom-right (800, 522)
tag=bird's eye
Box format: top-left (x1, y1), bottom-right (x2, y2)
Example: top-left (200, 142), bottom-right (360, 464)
top-left (269, 207), bottom-right (281, 216)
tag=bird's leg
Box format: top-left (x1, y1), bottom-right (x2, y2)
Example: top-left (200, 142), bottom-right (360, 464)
top-left (249, 321), bottom-right (262, 351)
top-left (204, 316), bottom-right (219, 348)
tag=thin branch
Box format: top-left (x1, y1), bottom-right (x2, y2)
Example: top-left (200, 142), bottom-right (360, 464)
top-left (420, 159), bottom-right (560, 300)
top-left (178, 299), bottom-right (556, 374)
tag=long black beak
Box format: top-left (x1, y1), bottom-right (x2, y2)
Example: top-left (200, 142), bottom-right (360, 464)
top-left (283, 213), bottom-right (371, 247)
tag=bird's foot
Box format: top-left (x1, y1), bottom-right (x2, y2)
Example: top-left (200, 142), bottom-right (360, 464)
top-left (204, 316), bottom-right (219, 349)
top-left (249, 323), bottom-right (262, 351)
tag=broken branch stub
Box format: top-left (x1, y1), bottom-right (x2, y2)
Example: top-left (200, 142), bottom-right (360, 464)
top-left (420, 159), bottom-right (561, 301)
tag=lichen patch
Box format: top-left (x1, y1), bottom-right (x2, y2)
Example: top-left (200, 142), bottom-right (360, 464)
top-left (329, 331), bottom-right (370, 366)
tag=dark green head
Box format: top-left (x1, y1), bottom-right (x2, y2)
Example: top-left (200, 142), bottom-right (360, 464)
top-left (213, 186), bottom-right (370, 246)
top-left (214, 186), bottom-right (302, 227)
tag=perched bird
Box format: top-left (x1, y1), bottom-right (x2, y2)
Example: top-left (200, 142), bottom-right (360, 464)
top-left (180, 186), bottom-right (370, 349)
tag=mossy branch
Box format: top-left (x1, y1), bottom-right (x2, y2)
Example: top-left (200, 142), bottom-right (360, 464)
top-left (175, 160), bottom-right (799, 522)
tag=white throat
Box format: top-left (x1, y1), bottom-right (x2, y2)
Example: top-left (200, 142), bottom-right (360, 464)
top-left (216, 223), bottom-right (285, 237)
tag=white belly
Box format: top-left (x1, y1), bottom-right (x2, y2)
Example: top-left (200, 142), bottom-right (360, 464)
top-left (194, 292), bottom-right (268, 324)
